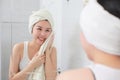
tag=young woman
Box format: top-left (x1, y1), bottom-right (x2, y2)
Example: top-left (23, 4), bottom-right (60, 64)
top-left (9, 9), bottom-right (57, 80)
top-left (56, 0), bottom-right (120, 80)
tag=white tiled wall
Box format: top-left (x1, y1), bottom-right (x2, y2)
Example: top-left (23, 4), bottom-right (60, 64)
top-left (1, 0), bottom-right (40, 22)
top-left (1, 24), bottom-right (12, 80)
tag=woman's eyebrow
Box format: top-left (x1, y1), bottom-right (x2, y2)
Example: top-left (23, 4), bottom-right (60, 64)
top-left (36, 26), bottom-right (42, 28)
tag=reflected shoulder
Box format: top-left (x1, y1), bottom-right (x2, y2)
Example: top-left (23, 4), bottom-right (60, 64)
top-left (13, 42), bottom-right (24, 51)
top-left (12, 42), bottom-right (24, 59)
top-left (56, 68), bottom-right (94, 80)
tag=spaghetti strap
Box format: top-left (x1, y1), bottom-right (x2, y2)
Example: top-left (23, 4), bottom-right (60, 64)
top-left (88, 68), bottom-right (96, 80)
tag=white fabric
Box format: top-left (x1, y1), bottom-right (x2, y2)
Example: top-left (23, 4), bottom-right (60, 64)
top-left (88, 64), bottom-right (120, 80)
top-left (20, 41), bottom-right (30, 71)
top-left (28, 32), bottom-right (54, 80)
top-left (29, 9), bottom-right (54, 34)
top-left (20, 41), bottom-right (30, 80)
top-left (80, 0), bottom-right (120, 55)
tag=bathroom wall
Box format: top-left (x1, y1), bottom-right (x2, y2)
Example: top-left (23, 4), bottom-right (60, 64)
top-left (61, 0), bottom-right (91, 71)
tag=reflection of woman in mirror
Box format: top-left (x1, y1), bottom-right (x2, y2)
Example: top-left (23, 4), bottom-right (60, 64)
top-left (9, 9), bottom-right (57, 80)
top-left (57, 0), bottom-right (120, 80)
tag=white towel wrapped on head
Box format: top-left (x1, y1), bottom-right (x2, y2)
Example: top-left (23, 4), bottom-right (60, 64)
top-left (80, 0), bottom-right (120, 55)
top-left (29, 9), bottom-right (54, 34)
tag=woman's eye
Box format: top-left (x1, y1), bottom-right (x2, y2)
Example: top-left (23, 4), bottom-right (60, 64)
top-left (46, 30), bottom-right (51, 32)
top-left (37, 28), bottom-right (42, 30)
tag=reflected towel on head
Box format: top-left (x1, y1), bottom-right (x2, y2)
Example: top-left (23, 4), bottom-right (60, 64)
top-left (29, 9), bottom-right (54, 34)
top-left (80, 0), bottom-right (120, 55)
top-left (28, 9), bottom-right (54, 80)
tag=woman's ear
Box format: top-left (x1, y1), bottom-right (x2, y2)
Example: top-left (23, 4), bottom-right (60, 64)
top-left (80, 33), bottom-right (88, 50)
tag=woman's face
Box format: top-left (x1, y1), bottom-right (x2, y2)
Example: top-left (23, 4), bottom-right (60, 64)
top-left (80, 32), bottom-right (94, 60)
top-left (32, 20), bottom-right (52, 45)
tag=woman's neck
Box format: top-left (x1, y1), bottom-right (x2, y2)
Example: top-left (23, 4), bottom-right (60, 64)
top-left (29, 40), bottom-right (41, 51)
top-left (94, 51), bottom-right (120, 69)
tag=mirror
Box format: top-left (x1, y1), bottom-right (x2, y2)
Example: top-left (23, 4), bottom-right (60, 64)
top-left (0, 0), bottom-right (62, 79)
top-left (0, 0), bottom-right (92, 80)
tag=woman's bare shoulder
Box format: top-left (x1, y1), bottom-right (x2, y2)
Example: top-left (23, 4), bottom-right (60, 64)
top-left (56, 68), bottom-right (94, 80)
top-left (12, 42), bottom-right (24, 59)
top-left (13, 42), bottom-right (24, 52)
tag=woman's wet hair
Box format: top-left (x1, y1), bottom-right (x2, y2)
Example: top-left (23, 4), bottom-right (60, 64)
top-left (97, 0), bottom-right (120, 18)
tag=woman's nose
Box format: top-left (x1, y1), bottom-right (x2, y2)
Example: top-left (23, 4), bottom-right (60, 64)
top-left (40, 31), bottom-right (45, 36)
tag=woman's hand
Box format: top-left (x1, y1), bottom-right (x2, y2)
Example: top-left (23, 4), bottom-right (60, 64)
top-left (29, 53), bottom-right (46, 69)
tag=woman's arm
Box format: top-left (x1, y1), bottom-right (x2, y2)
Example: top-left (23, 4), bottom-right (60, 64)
top-left (9, 43), bottom-right (34, 80)
top-left (9, 43), bottom-right (45, 80)
top-left (45, 47), bottom-right (57, 80)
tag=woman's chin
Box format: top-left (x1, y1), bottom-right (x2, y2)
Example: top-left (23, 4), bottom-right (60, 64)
top-left (37, 40), bottom-right (44, 45)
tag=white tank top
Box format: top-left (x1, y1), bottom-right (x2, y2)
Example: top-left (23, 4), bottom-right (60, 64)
top-left (88, 64), bottom-right (120, 80)
top-left (20, 41), bottom-right (30, 70)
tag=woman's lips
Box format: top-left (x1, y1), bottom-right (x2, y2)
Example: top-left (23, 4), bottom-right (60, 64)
top-left (39, 38), bottom-right (44, 41)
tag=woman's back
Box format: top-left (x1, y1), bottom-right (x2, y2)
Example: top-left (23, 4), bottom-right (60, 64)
top-left (56, 0), bottom-right (120, 80)
top-left (89, 64), bottom-right (120, 80)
